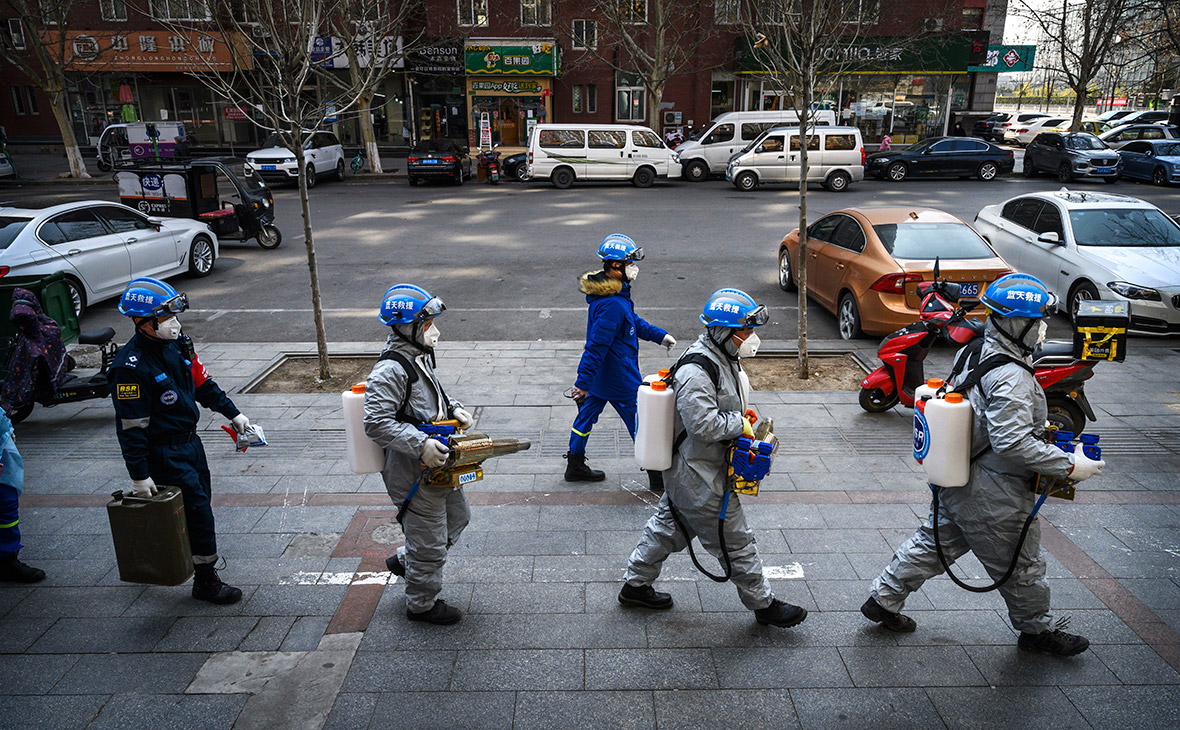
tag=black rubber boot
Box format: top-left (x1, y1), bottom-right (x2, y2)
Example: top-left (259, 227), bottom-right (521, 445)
top-left (646, 470), bottom-right (664, 494)
top-left (386, 553), bottom-right (405, 577)
top-left (0, 553), bottom-right (46, 583)
top-left (192, 563), bottom-right (243, 605)
top-left (755, 599), bottom-right (808, 628)
top-left (860, 596), bottom-right (917, 633)
top-left (407, 599), bottom-right (462, 625)
top-left (1018, 629), bottom-right (1090, 657)
top-left (564, 452), bottom-right (605, 482)
top-left (618, 582), bottom-right (674, 610)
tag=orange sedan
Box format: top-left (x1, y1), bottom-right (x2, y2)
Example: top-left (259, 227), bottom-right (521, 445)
top-left (778, 208), bottom-right (1012, 338)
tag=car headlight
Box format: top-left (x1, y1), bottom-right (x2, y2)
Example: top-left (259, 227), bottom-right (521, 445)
top-left (1107, 281), bottom-right (1162, 300)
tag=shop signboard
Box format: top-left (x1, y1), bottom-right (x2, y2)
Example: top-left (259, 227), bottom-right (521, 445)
top-left (465, 40), bottom-right (558, 75)
top-left (56, 30), bottom-right (250, 72)
top-left (310, 35), bottom-right (404, 69)
top-left (223, 106), bottom-right (250, 121)
top-left (736, 35), bottom-right (976, 75)
top-left (409, 43), bottom-right (464, 74)
top-left (469, 80), bottom-right (544, 94)
top-left (968, 44), bottom-right (1036, 73)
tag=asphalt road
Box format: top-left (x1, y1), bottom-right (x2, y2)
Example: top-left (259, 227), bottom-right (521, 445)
top-left (4, 171), bottom-right (1180, 345)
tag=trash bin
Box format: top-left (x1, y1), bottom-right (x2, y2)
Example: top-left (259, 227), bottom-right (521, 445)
top-left (0, 272), bottom-right (80, 344)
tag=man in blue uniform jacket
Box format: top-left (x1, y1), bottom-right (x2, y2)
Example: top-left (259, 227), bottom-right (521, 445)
top-left (566, 234), bottom-right (676, 491)
top-left (108, 278), bottom-right (253, 604)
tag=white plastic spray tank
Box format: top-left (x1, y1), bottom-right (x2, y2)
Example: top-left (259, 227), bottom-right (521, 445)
top-left (912, 378), bottom-right (944, 465)
top-left (920, 391), bottom-right (973, 487)
top-left (635, 373), bottom-right (675, 471)
top-left (343, 383), bottom-right (386, 474)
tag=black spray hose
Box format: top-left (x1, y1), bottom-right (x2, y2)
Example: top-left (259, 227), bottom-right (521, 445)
top-left (930, 484), bottom-right (1048, 593)
top-left (668, 491), bottom-right (733, 583)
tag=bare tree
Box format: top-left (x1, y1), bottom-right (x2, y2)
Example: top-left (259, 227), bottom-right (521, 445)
top-left (156, 0), bottom-right (410, 379)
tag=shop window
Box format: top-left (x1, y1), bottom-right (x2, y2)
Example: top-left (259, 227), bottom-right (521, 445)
top-left (149, 0), bottom-right (211, 21)
top-left (458, 0), bottom-right (489, 26)
top-left (573, 85), bottom-right (583, 114)
top-left (101, 0), bottom-right (128, 21)
top-left (7, 19), bottom-right (24, 50)
top-left (572, 19), bottom-right (597, 49)
top-left (632, 130), bottom-right (662, 148)
top-left (10, 86), bottom-right (26, 115)
top-left (521, 0), bottom-right (551, 26)
top-left (618, 0), bottom-right (647, 24)
top-left (847, 0), bottom-right (880, 24)
top-left (587, 84), bottom-right (597, 113)
top-left (24, 86), bottom-right (38, 115)
top-left (539, 129), bottom-right (584, 148)
top-left (824, 134), bottom-right (855, 150)
top-left (961, 7), bottom-right (984, 29)
top-left (589, 130), bottom-right (626, 149)
top-left (715, 0), bottom-right (738, 24)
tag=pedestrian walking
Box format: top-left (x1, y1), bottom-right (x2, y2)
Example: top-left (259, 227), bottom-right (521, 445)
top-left (0, 409), bottom-right (44, 583)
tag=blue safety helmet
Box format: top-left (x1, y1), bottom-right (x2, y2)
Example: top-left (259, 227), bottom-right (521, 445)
top-left (117, 277), bottom-right (188, 318)
top-left (699, 288), bottom-right (769, 329)
top-left (980, 273), bottom-right (1058, 318)
top-left (597, 233), bottom-right (644, 263)
top-left (378, 284), bottom-right (446, 326)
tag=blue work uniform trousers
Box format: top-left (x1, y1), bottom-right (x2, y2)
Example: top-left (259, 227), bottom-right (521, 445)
top-left (0, 428), bottom-right (25, 558)
top-left (568, 393), bottom-right (637, 455)
top-left (147, 437), bottom-right (217, 563)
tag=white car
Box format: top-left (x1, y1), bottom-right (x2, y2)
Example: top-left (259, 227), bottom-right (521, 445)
top-left (974, 190), bottom-right (1180, 333)
top-left (246, 131), bottom-right (346, 187)
top-left (1004, 116), bottom-right (1070, 146)
top-left (1097, 123), bottom-right (1180, 150)
top-left (0, 153), bottom-right (13, 178)
top-left (0, 200), bottom-right (218, 316)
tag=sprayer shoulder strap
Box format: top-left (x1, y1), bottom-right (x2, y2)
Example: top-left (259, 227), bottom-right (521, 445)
top-left (949, 339), bottom-right (1034, 395)
top-left (667, 354), bottom-right (721, 455)
top-left (377, 350), bottom-right (420, 425)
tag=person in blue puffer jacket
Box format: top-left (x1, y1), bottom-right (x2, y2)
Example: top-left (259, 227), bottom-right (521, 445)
top-left (566, 234), bottom-right (676, 490)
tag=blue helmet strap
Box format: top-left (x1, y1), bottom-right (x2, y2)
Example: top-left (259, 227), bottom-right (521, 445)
top-left (707, 327), bottom-right (740, 361)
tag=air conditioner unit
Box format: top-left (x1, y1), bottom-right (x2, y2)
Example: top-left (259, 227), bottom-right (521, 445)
top-left (663, 111), bottom-right (682, 126)
top-left (249, 24), bottom-right (270, 39)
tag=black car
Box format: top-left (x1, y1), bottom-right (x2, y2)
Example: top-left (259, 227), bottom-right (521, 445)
top-left (972, 114), bottom-right (1006, 141)
top-left (502, 152), bottom-right (529, 182)
top-left (1022, 132), bottom-right (1120, 183)
top-left (866, 136), bottom-right (1015, 181)
top-left (406, 140), bottom-right (472, 186)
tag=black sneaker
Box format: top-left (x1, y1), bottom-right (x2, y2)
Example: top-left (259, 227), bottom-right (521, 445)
top-left (0, 553), bottom-right (46, 583)
top-left (386, 553), bottom-right (405, 577)
top-left (564, 452), bottom-right (605, 482)
top-left (861, 596), bottom-right (917, 633)
top-left (191, 564), bottom-right (243, 605)
top-left (754, 599), bottom-right (808, 628)
top-left (618, 582), bottom-right (674, 610)
top-left (407, 599), bottom-right (462, 625)
top-left (1018, 629), bottom-right (1090, 657)
top-left (646, 470), bottom-right (665, 494)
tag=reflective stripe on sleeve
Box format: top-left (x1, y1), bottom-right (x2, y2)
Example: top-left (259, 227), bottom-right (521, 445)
top-left (120, 417), bottom-right (151, 430)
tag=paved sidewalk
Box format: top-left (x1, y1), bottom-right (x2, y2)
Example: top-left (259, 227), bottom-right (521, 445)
top-left (2, 339), bottom-right (1178, 730)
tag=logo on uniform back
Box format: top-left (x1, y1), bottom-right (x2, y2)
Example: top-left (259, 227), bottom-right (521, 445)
top-left (116, 384), bottom-right (140, 400)
top-left (160, 390), bottom-right (178, 405)
top-left (913, 410), bottom-right (931, 462)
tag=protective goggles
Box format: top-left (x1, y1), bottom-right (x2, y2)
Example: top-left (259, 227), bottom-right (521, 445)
top-left (743, 305), bottom-right (770, 327)
top-left (151, 293), bottom-right (188, 317)
top-left (419, 296), bottom-right (446, 319)
top-left (623, 247), bottom-right (644, 262)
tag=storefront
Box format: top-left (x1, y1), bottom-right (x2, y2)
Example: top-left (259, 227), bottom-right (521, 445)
top-left (464, 40), bottom-right (558, 148)
top-left (311, 35), bottom-right (410, 147)
top-left (408, 43), bottom-right (467, 145)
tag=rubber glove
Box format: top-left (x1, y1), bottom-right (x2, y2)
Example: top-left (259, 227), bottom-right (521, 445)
top-left (661, 334), bottom-right (676, 352)
top-left (741, 415), bottom-right (755, 439)
top-left (1069, 450), bottom-right (1105, 482)
top-left (453, 407), bottom-right (474, 430)
top-left (129, 477), bottom-right (158, 497)
top-left (231, 414), bottom-right (250, 435)
top-left (420, 438), bottom-right (450, 469)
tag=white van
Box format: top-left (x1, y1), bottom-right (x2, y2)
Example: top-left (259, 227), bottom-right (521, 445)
top-left (526, 123), bottom-right (681, 188)
top-left (675, 109), bottom-right (837, 182)
top-left (726, 125), bottom-right (864, 192)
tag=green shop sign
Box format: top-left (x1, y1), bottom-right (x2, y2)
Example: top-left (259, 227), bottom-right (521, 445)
top-left (968, 44), bottom-right (1036, 73)
top-left (470, 80), bottom-right (544, 94)
top-left (736, 35), bottom-right (975, 75)
top-left (465, 41), bottom-right (558, 75)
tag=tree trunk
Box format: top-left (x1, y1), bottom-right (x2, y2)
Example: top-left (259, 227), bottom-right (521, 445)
top-left (357, 92), bottom-right (383, 174)
top-left (796, 80), bottom-right (811, 380)
top-left (648, 83), bottom-right (665, 136)
top-left (291, 127), bottom-right (332, 380)
top-left (47, 87), bottom-right (90, 179)
top-left (1071, 82), bottom-right (1088, 129)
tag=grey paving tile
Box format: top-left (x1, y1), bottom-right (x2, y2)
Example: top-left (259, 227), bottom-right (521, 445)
top-left (121, 584), bottom-right (259, 617)
top-left (367, 690), bottom-right (515, 730)
top-left (586, 648), bottom-right (717, 690)
top-left (251, 505), bottom-right (358, 533)
top-left (443, 555), bottom-right (534, 583)
top-left (211, 532), bottom-right (296, 558)
top-left (0, 694), bottom-right (106, 730)
top-left (713, 647), bottom-right (853, 688)
top-left (240, 585), bottom-right (347, 616)
top-left (1062, 685), bottom-right (1180, 730)
top-left (238, 615), bottom-right (297, 652)
top-left (1052, 609), bottom-right (1145, 645)
top-left (745, 504), bottom-right (825, 530)
top-left (451, 649), bottom-right (584, 690)
top-left (323, 692), bottom-right (378, 730)
top-left (919, 579), bottom-right (1010, 611)
top-left (783, 528), bottom-right (892, 554)
top-left (361, 612), bottom-right (647, 652)
top-left (28, 616), bottom-right (175, 654)
top-left (0, 616), bottom-right (55, 651)
top-left (537, 504), bottom-right (655, 531)
top-left (653, 688), bottom-right (800, 730)
top-left (818, 504), bottom-right (924, 529)
top-left (9, 586), bottom-right (144, 618)
top-left (464, 505), bottom-right (541, 531)
top-left (807, 580), bottom-right (932, 612)
top-left (963, 644), bottom-right (1120, 686)
top-left (892, 610), bottom-right (1017, 646)
top-left (533, 554), bottom-right (631, 583)
top-left (475, 530), bottom-right (585, 556)
top-left (342, 650), bottom-right (456, 692)
top-left (51, 653), bottom-right (208, 694)
top-left (217, 557), bottom-right (328, 586)
top-left (926, 687), bottom-right (1091, 730)
top-left (84, 693), bottom-right (248, 730)
top-left (1090, 643), bottom-right (1180, 685)
top-left (791, 687), bottom-right (946, 730)
top-left (696, 577), bottom-right (817, 613)
top-left (760, 552), bottom-right (859, 580)
top-left (279, 615), bottom-right (332, 651)
top-left (468, 582), bottom-right (585, 614)
top-left (838, 646), bottom-right (986, 687)
top-left (153, 616), bottom-right (260, 652)
top-left (514, 690), bottom-right (655, 730)
top-left (0, 654), bottom-right (79, 694)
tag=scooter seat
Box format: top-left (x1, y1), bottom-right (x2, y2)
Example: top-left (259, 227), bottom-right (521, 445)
top-left (1033, 340), bottom-right (1075, 364)
top-left (78, 327), bottom-right (116, 345)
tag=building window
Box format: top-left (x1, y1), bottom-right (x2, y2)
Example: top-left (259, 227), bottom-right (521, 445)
top-left (24, 86), bottom-right (38, 114)
top-left (618, 0), bottom-right (647, 24)
top-left (616, 74), bottom-right (645, 121)
top-left (961, 7), bottom-right (984, 29)
top-left (149, 0), bottom-right (211, 21)
top-left (572, 19), bottom-right (597, 49)
top-left (101, 0), bottom-right (128, 20)
top-left (458, 0), bottom-right (489, 26)
top-left (521, 0), bottom-right (551, 26)
top-left (10, 86), bottom-right (26, 115)
top-left (715, 0), bottom-right (738, 24)
top-left (587, 84), bottom-right (597, 113)
top-left (573, 85), bottom-right (583, 113)
top-left (7, 19), bottom-right (24, 50)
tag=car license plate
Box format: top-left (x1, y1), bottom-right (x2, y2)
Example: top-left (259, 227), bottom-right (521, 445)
top-left (1095, 167), bottom-right (1111, 174)
top-left (261, 165), bottom-right (276, 171)
top-left (960, 283), bottom-right (980, 297)
top-left (422, 159), bottom-right (438, 164)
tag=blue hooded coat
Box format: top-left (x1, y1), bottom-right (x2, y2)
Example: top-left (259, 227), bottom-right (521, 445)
top-left (574, 272), bottom-right (667, 402)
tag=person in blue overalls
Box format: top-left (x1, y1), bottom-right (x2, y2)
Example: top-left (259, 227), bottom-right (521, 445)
top-left (566, 234), bottom-right (676, 490)
top-left (0, 409), bottom-right (45, 583)
top-left (108, 278), bottom-right (252, 604)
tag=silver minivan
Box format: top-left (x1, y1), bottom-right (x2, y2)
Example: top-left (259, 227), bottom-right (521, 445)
top-left (726, 125), bottom-right (865, 192)
top-left (675, 109), bottom-right (837, 182)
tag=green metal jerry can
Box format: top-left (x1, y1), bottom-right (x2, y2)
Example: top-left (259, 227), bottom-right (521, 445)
top-left (106, 487), bottom-right (194, 586)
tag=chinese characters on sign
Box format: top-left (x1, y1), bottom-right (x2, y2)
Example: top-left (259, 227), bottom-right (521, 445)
top-left (60, 30), bottom-right (249, 72)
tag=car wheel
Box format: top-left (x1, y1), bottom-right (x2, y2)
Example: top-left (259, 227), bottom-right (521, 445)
top-left (64, 276), bottom-right (86, 318)
top-left (824, 170), bottom-right (851, 191)
top-left (977, 161), bottom-right (998, 180)
top-left (334, 159), bottom-right (346, 182)
top-left (734, 171), bottom-right (757, 191)
top-left (188, 235), bottom-right (215, 277)
top-left (1057, 162), bottom-right (1073, 183)
top-left (633, 167), bottom-right (656, 188)
top-left (408, 176), bottom-right (419, 186)
top-left (551, 167), bottom-right (575, 189)
top-left (778, 248), bottom-right (797, 292)
top-left (256, 225), bottom-right (282, 249)
top-left (305, 164), bottom-right (317, 188)
top-left (1022, 158), bottom-right (1038, 177)
top-left (1153, 167), bottom-right (1168, 186)
top-left (1046, 396), bottom-right (1086, 435)
top-left (859, 387), bottom-right (900, 413)
top-left (1068, 281), bottom-right (1099, 323)
top-left (514, 163), bottom-right (529, 182)
top-left (886, 162), bottom-right (908, 181)
top-left (837, 292), bottom-right (863, 340)
top-left (683, 160), bottom-right (709, 182)
top-left (96, 159), bottom-right (111, 172)
top-left (9, 403), bottom-right (33, 424)
top-left (454, 166), bottom-right (464, 185)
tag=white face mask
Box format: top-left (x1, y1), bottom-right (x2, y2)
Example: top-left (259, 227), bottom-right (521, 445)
top-left (737, 332), bottom-right (761, 358)
top-left (156, 317), bottom-right (182, 341)
top-left (625, 263), bottom-right (639, 282)
top-left (423, 322), bottom-right (440, 348)
top-left (1036, 320), bottom-right (1048, 345)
